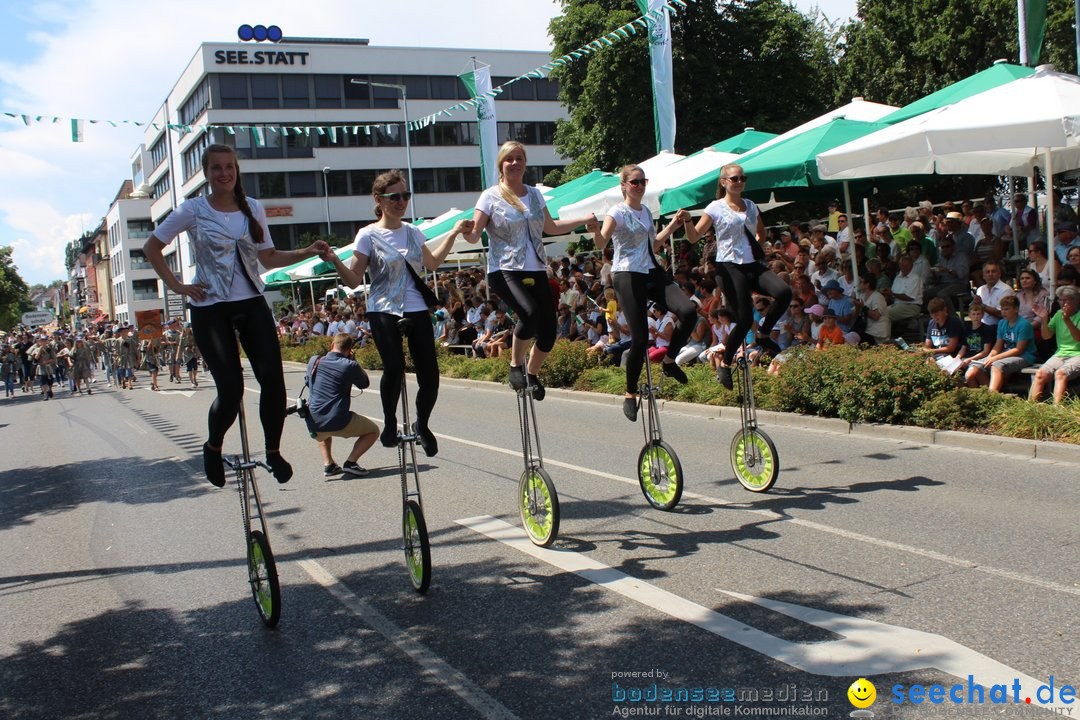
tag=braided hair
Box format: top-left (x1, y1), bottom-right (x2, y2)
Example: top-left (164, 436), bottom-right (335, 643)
top-left (201, 144), bottom-right (263, 245)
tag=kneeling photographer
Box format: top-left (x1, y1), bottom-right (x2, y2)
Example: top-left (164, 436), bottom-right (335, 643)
top-left (296, 333), bottom-right (379, 478)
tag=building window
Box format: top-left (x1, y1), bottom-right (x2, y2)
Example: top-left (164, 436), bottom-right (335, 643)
top-left (128, 249), bottom-right (151, 270)
top-left (250, 74), bottom-right (279, 109)
top-left (149, 136), bottom-right (167, 169)
top-left (179, 77), bottom-right (211, 125)
top-left (408, 126), bottom-right (432, 147)
top-left (132, 156), bottom-right (144, 187)
top-left (351, 170), bottom-right (377, 195)
top-left (432, 122), bottom-right (459, 146)
top-left (288, 172), bottom-right (317, 197)
top-left (284, 130), bottom-right (314, 158)
top-left (254, 127), bottom-right (283, 159)
top-left (430, 76), bottom-right (461, 99)
top-left (152, 175), bottom-right (171, 200)
top-left (370, 75), bottom-right (400, 109)
top-left (411, 168), bottom-right (435, 194)
top-left (509, 81), bottom-right (535, 101)
top-left (535, 77), bottom-right (560, 101)
top-left (325, 170), bottom-right (349, 196)
top-left (219, 74), bottom-right (249, 109)
top-left (127, 220), bottom-right (154, 240)
top-left (463, 167), bottom-right (482, 191)
top-left (343, 75), bottom-right (371, 109)
top-left (258, 173), bottom-right (286, 199)
top-left (404, 75), bottom-right (430, 99)
top-left (281, 74), bottom-right (310, 108)
top-left (181, 131), bottom-right (213, 183)
top-left (373, 125), bottom-right (402, 147)
top-left (132, 279), bottom-right (159, 301)
top-left (436, 168), bottom-right (464, 193)
top-left (537, 121), bottom-right (556, 145)
top-left (314, 75), bottom-right (341, 108)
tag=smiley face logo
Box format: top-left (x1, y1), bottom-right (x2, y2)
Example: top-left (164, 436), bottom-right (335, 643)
top-left (848, 678), bottom-right (876, 708)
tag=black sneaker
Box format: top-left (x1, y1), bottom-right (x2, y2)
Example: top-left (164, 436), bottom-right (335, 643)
top-left (527, 374), bottom-right (545, 401)
top-left (757, 336), bottom-right (782, 358)
top-left (508, 364), bottom-right (527, 390)
top-left (342, 460), bottom-right (368, 477)
top-left (266, 451), bottom-right (293, 484)
top-left (324, 463), bottom-right (343, 477)
top-left (380, 423), bottom-right (399, 448)
top-left (413, 422), bottom-right (438, 457)
top-left (661, 361), bottom-right (688, 384)
top-left (203, 443), bottom-right (226, 487)
top-left (623, 396), bottom-right (638, 422)
top-left (716, 365), bottom-right (734, 390)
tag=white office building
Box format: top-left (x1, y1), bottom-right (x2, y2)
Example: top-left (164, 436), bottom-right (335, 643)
top-left (133, 39), bottom-right (568, 297)
top-left (105, 183), bottom-right (156, 326)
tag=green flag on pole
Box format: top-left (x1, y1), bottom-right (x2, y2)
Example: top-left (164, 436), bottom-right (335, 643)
top-left (460, 63), bottom-right (499, 189)
top-left (635, 0), bottom-right (676, 152)
top-left (1025, 0), bottom-right (1047, 65)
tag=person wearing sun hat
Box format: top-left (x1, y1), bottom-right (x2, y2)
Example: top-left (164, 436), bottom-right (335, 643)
top-left (944, 211), bottom-right (976, 259)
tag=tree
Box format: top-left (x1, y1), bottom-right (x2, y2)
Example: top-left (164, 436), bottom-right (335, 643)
top-left (0, 247), bottom-right (32, 330)
top-left (834, 0), bottom-right (1077, 109)
top-left (547, 0), bottom-right (835, 183)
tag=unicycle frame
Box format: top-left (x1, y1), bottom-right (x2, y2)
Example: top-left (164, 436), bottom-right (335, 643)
top-left (395, 366), bottom-right (424, 516)
top-left (639, 358), bottom-right (664, 448)
top-left (516, 383), bottom-right (545, 477)
top-left (735, 350), bottom-right (760, 440)
top-left (394, 317), bottom-right (430, 593)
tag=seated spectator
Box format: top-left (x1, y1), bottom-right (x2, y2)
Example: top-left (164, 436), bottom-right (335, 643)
top-left (957, 300), bottom-right (996, 376)
top-left (1054, 221), bottom-right (1080, 265)
top-left (810, 248), bottom-right (840, 303)
top-left (924, 235), bottom-right (970, 315)
top-left (1015, 269), bottom-right (1049, 329)
top-left (888, 213), bottom-right (914, 253)
top-left (1029, 285), bottom-right (1080, 404)
top-left (943, 211), bottom-right (976, 259)
top-left (1027, 240), bottom-right (1058, 289)
top-left (909, 220), bottom-right (938, 266)
top-left (908, 241), bottom-right (931, 285)
top-left (604, 311), bottom-right (632, 364)
top-left (701, 308), bottom-right (736, 371)
top-left (821, 280), bottom-right (859, 344)
top-left (975, 260), bottom-right (1015, 323)
top-left (854, 273), bottom-right (890, 345)
top-left (647, 306), bottom-right (676, 363)
top-left (965, 295), bottom-right (1035, 392)
top-left (675, 312), bottom-right (711, 366)
top-left (816, 309), bottom-right (846, 349)
top-left (885, 254), bottom-right (924, 324)
top-left (1066, 245), bottom-right (1080, 280)
top-left (777, 296), bottom-right (811, 349)
top-left (919, 297), bottom-right (965, 374)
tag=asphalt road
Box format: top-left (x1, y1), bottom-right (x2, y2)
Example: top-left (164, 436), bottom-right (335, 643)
top-left (1, 363), bottom-right (1077, 720)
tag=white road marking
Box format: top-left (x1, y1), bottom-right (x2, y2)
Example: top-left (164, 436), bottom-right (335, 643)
top-left (122, 419), bottom-right (147, 435)
top-left (143, 388), bottom-right (195, 397)
top-left (435, 433), bottom-right (1080, 598)
top-left (298, 558), bottom-right (520, 720)
top-left (458, 515), bottom-right (1070, 715)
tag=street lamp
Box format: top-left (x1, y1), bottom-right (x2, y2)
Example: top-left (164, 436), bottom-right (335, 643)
top-left (350, 78), bottom-right (416, 220)
top-left (322, 166), bottom-right (332, 238)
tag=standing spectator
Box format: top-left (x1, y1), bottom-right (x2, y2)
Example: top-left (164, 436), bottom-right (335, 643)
top-left (825, 200), bottom-right (841, 238)
top-left (836, 214), bottom-right (853, 254)
top-left (1009, 193), bottom-right (1040, 249)
top-left (943, 211), bottom-right (976, 260)
top-left (965, 296), bottom-right (1035, 392)
top-left (985, 195), bottom-right (1010, 238)
top-left (923, 236), bottom-right (970, 314)
top-left (1029, 285), bottom-right (1080, 404)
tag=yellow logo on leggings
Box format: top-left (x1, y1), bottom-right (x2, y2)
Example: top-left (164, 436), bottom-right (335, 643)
top-left (523, 278), bottom-right (535, 286)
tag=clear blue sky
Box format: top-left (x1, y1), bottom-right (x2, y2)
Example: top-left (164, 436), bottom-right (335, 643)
top-left (0, 0), bottom-right (856, 286)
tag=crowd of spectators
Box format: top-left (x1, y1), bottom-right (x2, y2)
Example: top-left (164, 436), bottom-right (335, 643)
top-left (267, 190), bottom-right (1080, 405)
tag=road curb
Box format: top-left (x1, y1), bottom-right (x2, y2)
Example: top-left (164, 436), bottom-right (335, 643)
top-left (282, 360), bottom-right (1080, 464)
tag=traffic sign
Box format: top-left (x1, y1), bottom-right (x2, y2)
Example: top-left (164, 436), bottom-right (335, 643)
top-left (21, 310), bottom-right (54, 326)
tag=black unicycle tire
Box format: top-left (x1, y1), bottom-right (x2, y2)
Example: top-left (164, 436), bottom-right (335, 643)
top-left (247, 530), bottom-right (281, 628)
top-left (729, 429), bottom-right (779, 493)
top-left (518, 466), bottom-right (560, 547)
top-left (403, 500), bottom-right (431, 593)
top-left (637, 439), bottom-right (684, 510)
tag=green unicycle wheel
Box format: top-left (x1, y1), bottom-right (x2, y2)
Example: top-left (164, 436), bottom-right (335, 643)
top-left (247, 530), bottom-right (281, 628)
top-left (637, 440), bottom-right (684, 510)
top-left (402, 500), bottom-right (431, 593)
top-left (730, 429), bottom-right (779, 493)
top-left (518, 466), bottom-right (559, 547)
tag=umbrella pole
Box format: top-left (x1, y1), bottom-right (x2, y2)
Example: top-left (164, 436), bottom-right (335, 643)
top-left (309, 279), bottom-right (316, 311)
top-left (1046, 148), bottom-right (1056, 291)
top-left (1009, 178), bottom-right (1020, 259)
top-left (843, 181), bottom-right (858, 283)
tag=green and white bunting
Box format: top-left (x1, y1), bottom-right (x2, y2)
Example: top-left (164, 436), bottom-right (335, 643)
top-left (459, 64), bottom-right (498, 188)
top-left (0, 0), bottom-right (696, 143)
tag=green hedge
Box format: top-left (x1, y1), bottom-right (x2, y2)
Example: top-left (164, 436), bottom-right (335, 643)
top-left (279, 337), bottom-right (1080, 445)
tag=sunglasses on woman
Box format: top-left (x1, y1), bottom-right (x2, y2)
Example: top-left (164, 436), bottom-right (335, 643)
top-left (723, 175), bottom-right (748, 183)
top-left (379, 192), bottom-right (413, 203)
top-left (625, 178), bottom-right (648, 187)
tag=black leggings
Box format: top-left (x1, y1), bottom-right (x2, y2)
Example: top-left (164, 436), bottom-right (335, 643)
top-left (714, 263), bottom-right (792, 365)
top-left (368, 310), bottom-right (439, 431)
top-left (190, 297), bottom-right (285, 451)
top-left (487, 270), bottom-right (556, 354)
top-left (613, 269), bottom-right (698, 393)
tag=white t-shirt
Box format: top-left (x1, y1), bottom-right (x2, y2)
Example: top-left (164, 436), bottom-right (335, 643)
top-left (704, 198), bottom-right (759, 264)
top-left (655, 314), bottom-right (675, 349)
top-left (152, 197), bottom-right (274, 306)
top-left (354, 225), bottom-right (429, 313)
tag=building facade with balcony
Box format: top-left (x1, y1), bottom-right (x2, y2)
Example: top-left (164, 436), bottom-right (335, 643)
top-left (134, 40), bottom-right (568, 293)
top-left (104, 180), bottom-right (156, 326)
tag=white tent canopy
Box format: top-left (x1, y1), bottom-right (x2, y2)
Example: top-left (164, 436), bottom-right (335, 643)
top-left (817, 66), bottom-right (1080, 180)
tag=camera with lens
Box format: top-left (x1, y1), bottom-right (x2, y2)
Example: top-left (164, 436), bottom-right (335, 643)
top-left (285, 398), bottom-right (308, 419)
